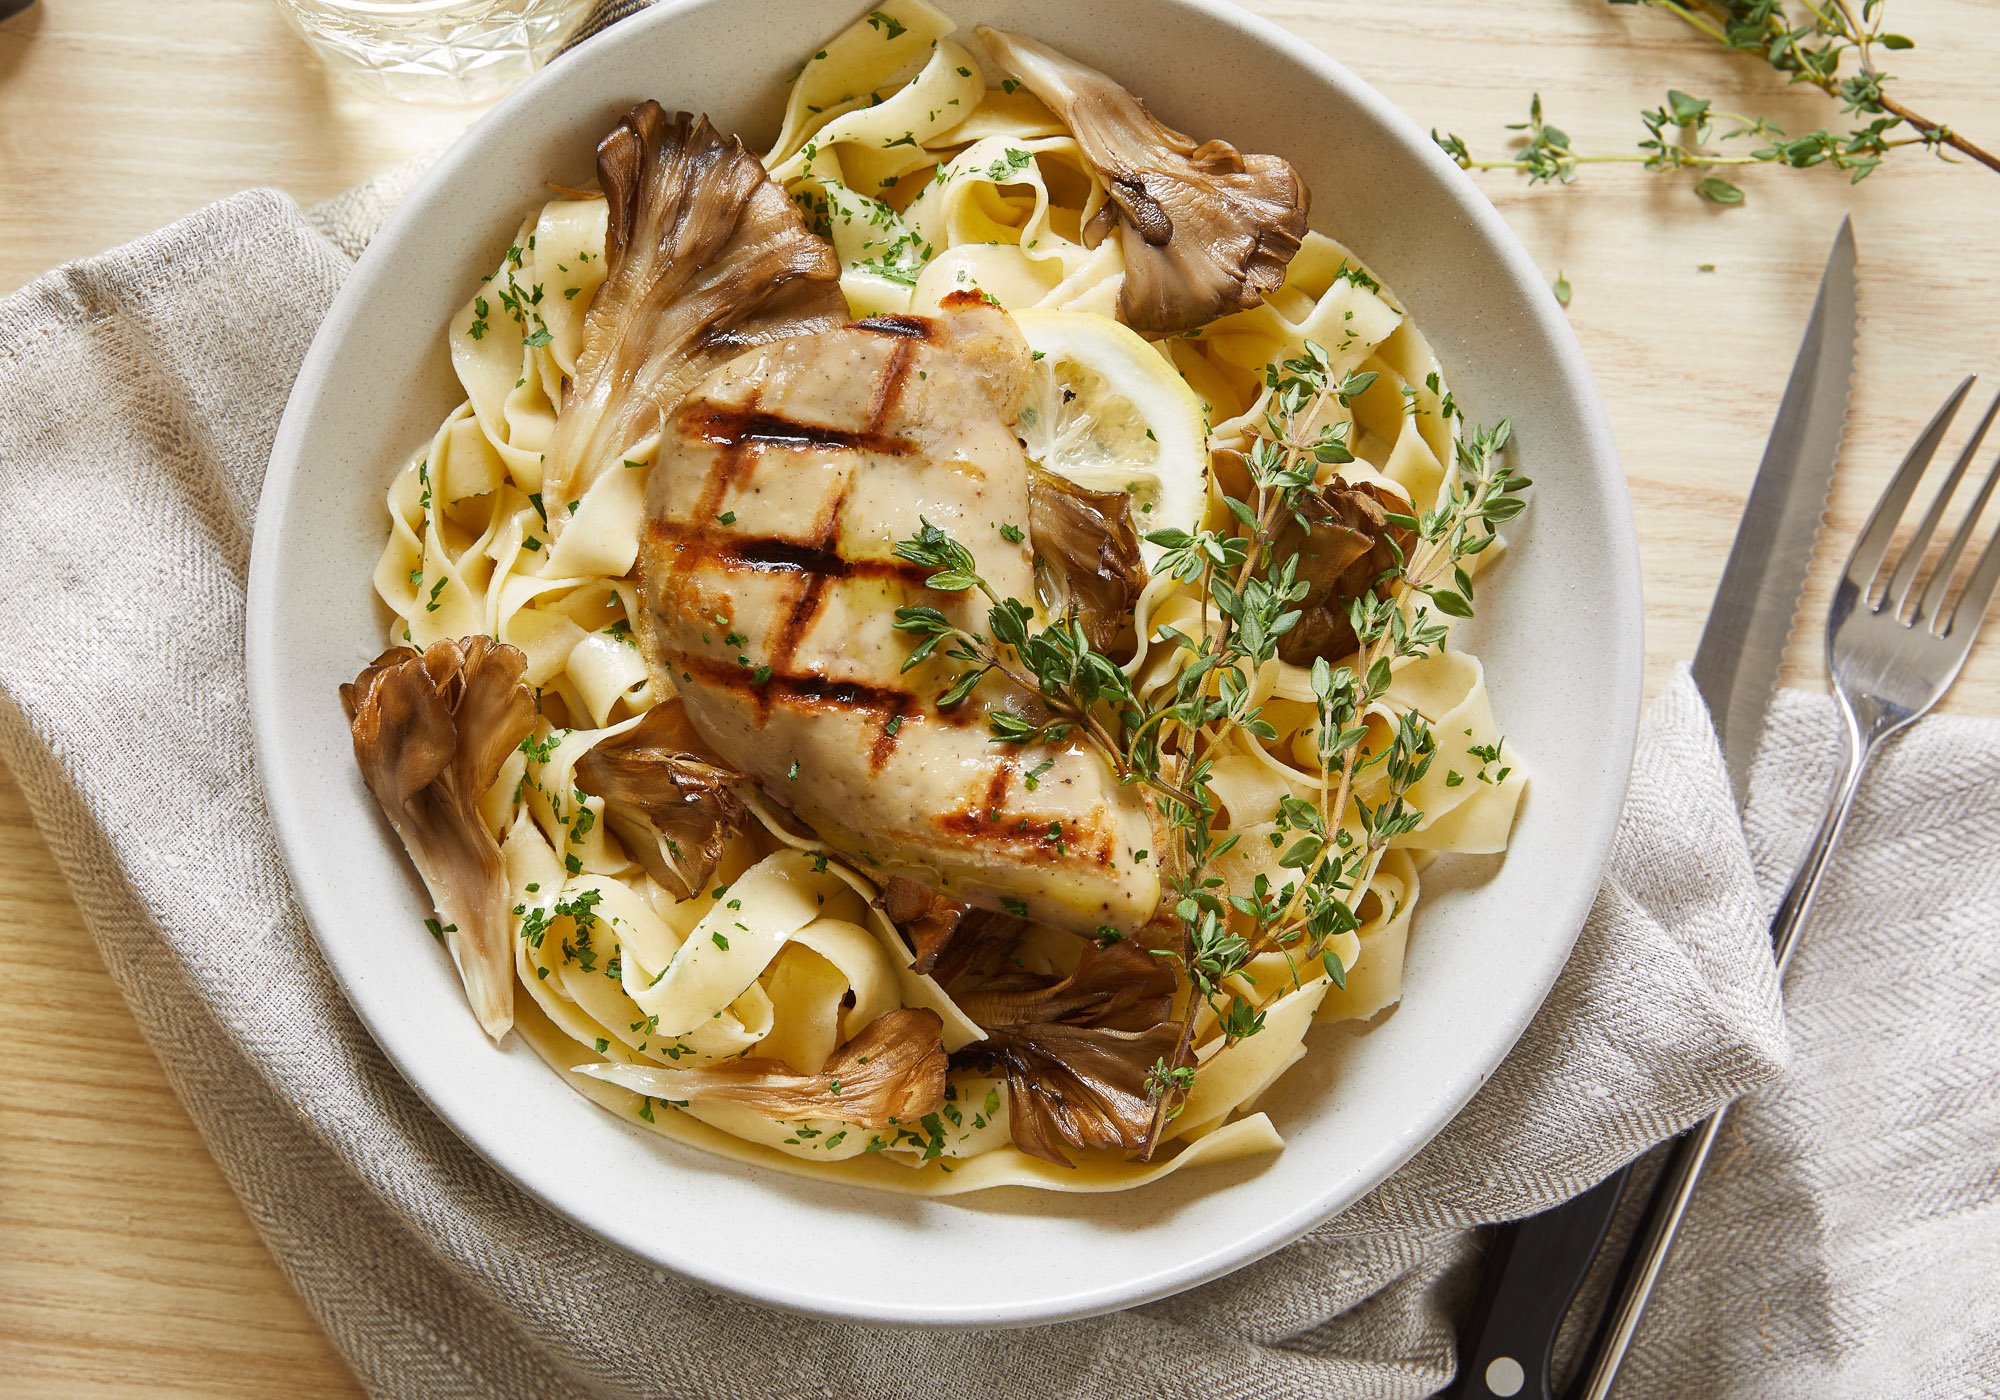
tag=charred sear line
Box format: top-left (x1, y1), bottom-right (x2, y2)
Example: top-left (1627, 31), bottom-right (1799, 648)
top-left (931, 807), bottom-right (1118, 865)
top-left (646, 525), bottom-right (932, 585)
top-left (868, 696), bottom-right (916, 773)
top-left (865, 339), bottom-right (919, 434)
top-left (680, 404), bottom-right (915, 457)
top-left (758, 569), bottom-right (832, 721)
top-left (931, 763), bottom-right (1118, 864)
top-left (689, 389), bottom-right (760, 526)
top-left (983, 762), bottom-right (1014, 812)
top-left (676, 656), bottom-right (916, 717)
top-left (763, 480), bottom-right (855, 716)
top-left (852, 314), bottom-right (935, 340)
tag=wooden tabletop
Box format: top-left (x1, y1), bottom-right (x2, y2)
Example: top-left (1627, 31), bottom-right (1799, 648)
top-left (3, 1), bottom-right (1996, 1393)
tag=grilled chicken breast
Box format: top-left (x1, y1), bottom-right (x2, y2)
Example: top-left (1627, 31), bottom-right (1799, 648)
top-left (636, 296), bottom-right (1161, 936)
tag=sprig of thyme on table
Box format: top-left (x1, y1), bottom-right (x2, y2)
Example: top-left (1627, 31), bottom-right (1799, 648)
top-left (1433, 0), bottom-right (1998, 206)
top-left (891, 345), bottom-right (1528, 1159)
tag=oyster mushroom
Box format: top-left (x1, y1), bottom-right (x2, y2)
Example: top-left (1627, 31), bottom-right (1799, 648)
top-left (881, 875), bottom-right (969, 977)
top-left (882, 877), bottom-right (1029, 983)
top-left (976, 26), bottom-right (1308, 336)
top-left (950, 937), bottom-right (1185, 1166)
top-left (1026, 465), bottom-right (1149, 656)
top-left (1271, 478), bottom-right (1413, 665)
top-left (541, 101), bottom-right (846, 533)
top-left (573, 699), bottom-right (748, 900)
top-left (341, 637), bottom-right (536, 1040)
top-left (574, 1008), bottom-right (948, 1130)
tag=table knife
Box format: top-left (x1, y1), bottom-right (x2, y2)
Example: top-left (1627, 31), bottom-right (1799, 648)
top-left (1446, 217), bottom-right (1858, 1400)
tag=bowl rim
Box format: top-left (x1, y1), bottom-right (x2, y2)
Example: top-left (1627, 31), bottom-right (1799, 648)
top-left (247, 0), bottom-right (1643, 1327)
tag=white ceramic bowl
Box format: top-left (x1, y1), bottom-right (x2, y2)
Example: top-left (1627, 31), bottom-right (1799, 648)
top-left (248, 0), bottom-right (1641, 1327)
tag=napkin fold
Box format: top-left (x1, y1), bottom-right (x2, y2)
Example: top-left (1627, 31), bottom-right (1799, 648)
top-left (1, 186), bottom-right (1995, 1399)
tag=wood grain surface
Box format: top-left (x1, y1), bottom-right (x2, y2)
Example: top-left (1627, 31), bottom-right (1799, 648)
top-left (2, 1), bottom-right (1996, 1394)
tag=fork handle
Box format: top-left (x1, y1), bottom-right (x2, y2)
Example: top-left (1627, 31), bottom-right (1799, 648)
top-left (1568, 732), bottom-right (1875, 1399)
top-left (1768, 716), bottom-right (1872, 979)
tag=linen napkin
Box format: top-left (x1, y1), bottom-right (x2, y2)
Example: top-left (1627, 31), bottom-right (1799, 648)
top-left (1, 182), bottom-right (1996, 1399)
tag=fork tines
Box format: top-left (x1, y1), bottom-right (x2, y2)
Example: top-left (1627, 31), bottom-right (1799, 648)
top-left (1848, 375), bottom-right (2000, 640)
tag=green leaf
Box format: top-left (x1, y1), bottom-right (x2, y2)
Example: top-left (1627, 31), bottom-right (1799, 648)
top-left (1365, 656), bottom-right (1393, 698)
top-left (1310, 656), bottom-right (1334, 702)
top-left (1431, 590), bottom-right (1474, 618)
top-left (1278, 836), bottom-right (1324, 870)
top-left (1433, 129), bottom-right (1473, 166)
top-left (1322, 949), bottom-right (1347, 988)
top-left (989, 712), bottom-right (1037, 743)
top-left (1879, 33), bottom-right (1914, 50)
top-left (937, 668), bottom-right (987, 707)
top-left (1696, 176), bottom-right (1746, 206)
top-left (988, 598), bottom-right (1031, 651)
top-left (924, 571), bottom-right (978, 592)
top-left (1665, 89), bottom-right (1710, 126)
top-left (899, 633), bottom-right (944, 672)
top-left (892, 604), bottom-right (950, 635)
top-left (1553, 271), bottom-right (1572, 308)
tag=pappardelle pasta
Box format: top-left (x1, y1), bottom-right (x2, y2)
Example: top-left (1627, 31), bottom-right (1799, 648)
top-left (344, 0), bottom-right (1527, 1194)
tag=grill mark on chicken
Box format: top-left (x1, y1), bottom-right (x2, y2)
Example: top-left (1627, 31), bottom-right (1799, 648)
top-left (687, 387), bottom-right (761, 527)
top-left (852, 314), bottom-right (935, 340)
top-left (866, 339), bottom-right (920, 436)
top-left (680, 403), bottom-right (917, 457)
top-left (676, 655), bottom-right (912, 716)
top-left (981, 762), bottom-right (1013, 820)
top-left (761, 480), bottom-right (854, 715)
top-left (867, 697), bottom-right (916, 773)
top-left (932, 787), bottom-right (1119, 866)
top-left (646, 523), bottom-right (931, 585)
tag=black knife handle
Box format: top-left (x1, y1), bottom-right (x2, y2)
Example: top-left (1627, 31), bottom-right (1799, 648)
top-left (1445, 1166), bottom-right (1631, 1400)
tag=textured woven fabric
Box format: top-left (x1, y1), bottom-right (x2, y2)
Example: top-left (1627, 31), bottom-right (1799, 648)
top-left (0, 183), bottom-right (1995, 1398)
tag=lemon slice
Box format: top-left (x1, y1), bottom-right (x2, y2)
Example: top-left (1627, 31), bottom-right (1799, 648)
top-left (1008, 308), bottom-right (1208, 568)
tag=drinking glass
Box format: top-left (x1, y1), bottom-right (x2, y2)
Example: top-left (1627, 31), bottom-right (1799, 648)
top-left (272, 0), bottom-right (597, 104)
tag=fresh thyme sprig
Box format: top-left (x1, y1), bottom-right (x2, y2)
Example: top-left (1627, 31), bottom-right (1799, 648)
top-left (1433, 0), bottom-right (1998, 205)
top-left (892, 345), bottom-right (1527, 1162)
top-left (890, 526), bottom-right (1199, 810)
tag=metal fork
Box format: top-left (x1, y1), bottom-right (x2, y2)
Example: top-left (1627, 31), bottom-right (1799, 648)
top-left (1577, 375), bottom-right (2000, 1399)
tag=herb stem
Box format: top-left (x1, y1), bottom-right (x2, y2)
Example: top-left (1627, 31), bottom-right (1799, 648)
top-left (1875, 92), bottom-right (2000, 174)
top-left (1643, 0), bottom-right (2000, 176)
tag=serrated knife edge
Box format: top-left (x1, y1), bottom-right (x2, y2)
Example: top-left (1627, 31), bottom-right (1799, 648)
top-left (1691, 217), bottom-right (1858, 808)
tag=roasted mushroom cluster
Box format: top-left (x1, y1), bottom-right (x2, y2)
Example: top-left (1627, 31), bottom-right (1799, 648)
top-left (578, 1008), bottom-right (948, 1130)
top-left (342, 637), bottom-right (535, 1040)
top-left (978, 25), bottom-right (1309, 336)
top-left (1273, 479), bottom-right (1415, 665)
top-left (573, 699), bottom-right (747, 900)
top-left (1025, 465), bottom-right (1149, 655)
top-left (885, 888), bottom-right (1185, 1167)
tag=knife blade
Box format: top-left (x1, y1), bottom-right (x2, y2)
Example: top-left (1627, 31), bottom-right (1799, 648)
top-left (1447, 220), bottom-right (1859, 1400)
top-left (1564, 219), bottom-right (1860, 1400)
top-left (1692, 216), bottom-right (1859, 804)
